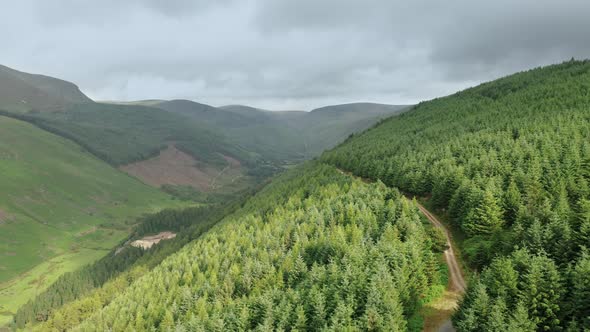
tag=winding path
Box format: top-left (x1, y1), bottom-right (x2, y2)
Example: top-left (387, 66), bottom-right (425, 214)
top-left (416, 203), bottom-right (466, 293)
top-left (415, 202), bottom-right (466, 332)
top-left (335, 167), bottom-right (466, 331)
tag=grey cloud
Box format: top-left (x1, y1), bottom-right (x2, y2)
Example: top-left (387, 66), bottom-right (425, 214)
top-left (1, 0), bottom-right (588, 110)
top-left (427, 1), bottom-right (590, 81)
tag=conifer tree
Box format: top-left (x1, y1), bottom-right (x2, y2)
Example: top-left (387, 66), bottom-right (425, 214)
top-left (464, 187), bottom-right (504, 236)
top-left (506, 302), bottom-right (536, 332)
top-left (571, 253), bottom-right (590, 328)
top-left (504, 179), bottom-right (522, 225)
top-left (520, 255), bottom-right (563, 331)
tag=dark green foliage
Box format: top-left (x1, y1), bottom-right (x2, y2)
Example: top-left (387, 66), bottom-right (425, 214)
top-left (462, 185), bottom-right (504, 236)
top-left (503, 180), bottom-right (522, 225)
top-left (323, 60), bottom-right (590, 329)
top-left (455, 250), bottom-right (564, 331)
top-left (427, 226), bottom-right (448, 253)
top-left (161, 184), bottom-right (250, 204)
top-left (569, 252), bottom-right (590, 328)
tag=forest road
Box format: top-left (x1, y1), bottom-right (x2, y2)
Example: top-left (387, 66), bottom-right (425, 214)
top-left (334, 167), bottom-right (466, 331)
top-left (415, 202), bottom-right (466, 332)
top-left (416, 203), bottom-right (466, 293)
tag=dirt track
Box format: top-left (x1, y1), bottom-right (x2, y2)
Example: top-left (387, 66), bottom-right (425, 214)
top-left (416, 204), bottom-right (466, 292)
top-left (416, 203), bottom-right (466, 332)
top-left (335, 167), bottom-right (466, 331)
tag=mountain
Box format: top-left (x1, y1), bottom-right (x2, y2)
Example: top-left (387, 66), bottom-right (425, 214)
top-left (309, 102), bottom-right (405, 116)
top-left (0, 65), bottom-right (265, 198)
top-left (155, 100), bottom-right (409, 161)
top-left (0, 64), bottom-right (91, 112)
top-left (10, 102), bottom-right (263, 197)
top-left (0, 115), bottom-right (184, 325)
top-left (300, 103), bottom-right (409, 156)
top-left (159, 100), bottom-right (258, 128)
top-left (157, 100), bottom-right (304, 161)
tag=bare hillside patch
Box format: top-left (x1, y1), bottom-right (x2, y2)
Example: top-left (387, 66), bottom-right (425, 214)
top-left (120, 145), bottom-right (221, 191)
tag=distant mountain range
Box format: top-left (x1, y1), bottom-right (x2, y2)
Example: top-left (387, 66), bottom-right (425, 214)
top-left (0, 64), bottom-right (409, 167)
top-left (154, 99), bottom-right (409, 161)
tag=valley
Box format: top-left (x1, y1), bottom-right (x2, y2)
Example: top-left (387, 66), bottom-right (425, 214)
top-left (1, 54), bottom-right (590, 332)
top-left (3, 59), bottom-right (590, 331)
top-left (3, 2), bottom-right (589, 331)
top-left (0, 64), bottom-right (409, 330)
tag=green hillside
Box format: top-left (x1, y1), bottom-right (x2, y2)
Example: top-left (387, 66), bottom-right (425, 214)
top-left (0, 116), bottom-right (184, 325)
top-left (1, 101), bottom-right (266, 198)
top-left (41, 163), bottom-right (445, 331)
top-left (323, 60), bottom-right (590, 330)
top-left (300, 103), bottom-right (409, 156)
top-left (13, 200), bottom-right (246, 330)
top-left (157, 100), bottom-right (308, 161)
top-left (14, 102), bottom-right (253, 167)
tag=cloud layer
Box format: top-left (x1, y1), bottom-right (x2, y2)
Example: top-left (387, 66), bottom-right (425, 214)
top-left (2, 0), bottom-right (589, 110)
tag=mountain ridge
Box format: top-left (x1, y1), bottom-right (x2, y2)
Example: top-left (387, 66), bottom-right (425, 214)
top-left (0, 64), bottom-right (91, 112)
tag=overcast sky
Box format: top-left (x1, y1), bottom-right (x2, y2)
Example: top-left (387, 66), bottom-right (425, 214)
top-left (1, 0), bottom-right (589, 110)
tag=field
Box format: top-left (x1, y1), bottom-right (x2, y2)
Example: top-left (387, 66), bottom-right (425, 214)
top-left (0, 116), bottom-right (186, 325)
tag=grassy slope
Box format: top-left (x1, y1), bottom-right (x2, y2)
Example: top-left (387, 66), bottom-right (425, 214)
top-left (0, 116), bottom-right (185, 324)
